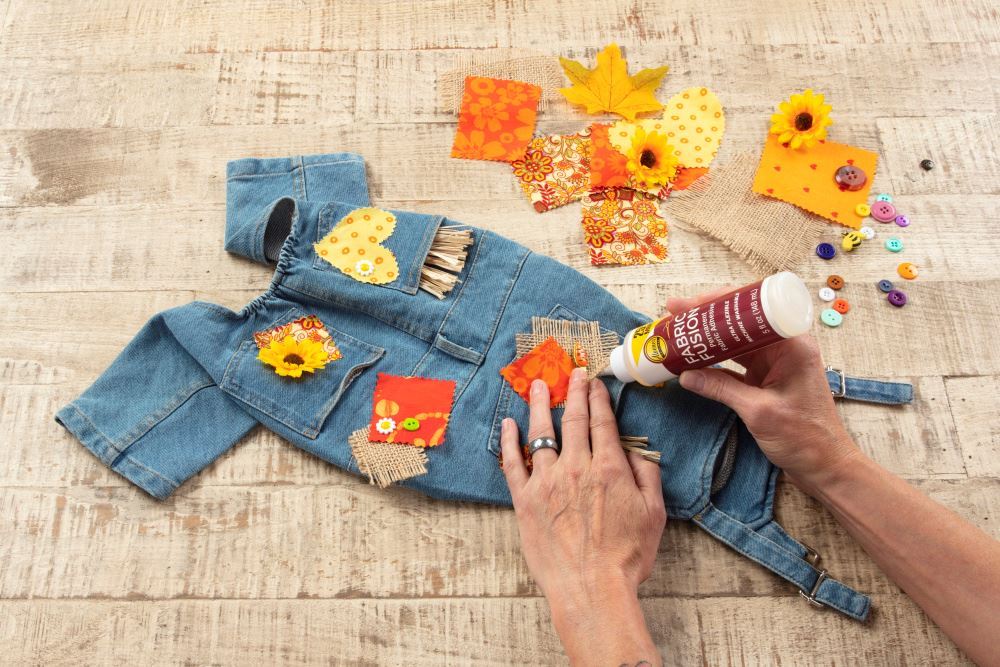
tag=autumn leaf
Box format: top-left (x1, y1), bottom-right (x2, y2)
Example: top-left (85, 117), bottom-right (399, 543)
top-left (558, 44), bottom-right (668, 121)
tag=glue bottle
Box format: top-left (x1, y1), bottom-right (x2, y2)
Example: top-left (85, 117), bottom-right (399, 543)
top-left (605, 272), bottom-right (813, 386)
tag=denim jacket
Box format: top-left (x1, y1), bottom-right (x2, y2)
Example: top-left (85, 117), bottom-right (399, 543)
top-left (57, 153), bottom-right (913, 621)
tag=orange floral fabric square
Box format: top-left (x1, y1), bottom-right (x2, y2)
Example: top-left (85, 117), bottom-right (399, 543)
top-left (451, 76), bottom-right (541, 163)
top-left (500, 337), bottom-right (575, 407)
top-left (511, 130), bottom-right (592, 212)
top-left (253, 315), bottom-right (341, 362)
top-left (368, 373), bottom-right (456, 448)
top-left (752, 134), bottom-right (877, 229)
top-left (581, 189), bottom-right (668, 266)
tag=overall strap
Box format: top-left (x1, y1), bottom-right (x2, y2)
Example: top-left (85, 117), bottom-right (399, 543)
top-left (694, 504), bottom-right (871, 621)
top-left (826, 367), bottom-right (913, 405)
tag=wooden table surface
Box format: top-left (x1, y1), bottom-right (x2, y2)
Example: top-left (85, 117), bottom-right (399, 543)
top-left (1, 1), bottom-right (998, 664)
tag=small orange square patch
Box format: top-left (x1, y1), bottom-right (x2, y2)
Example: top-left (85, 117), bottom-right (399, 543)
top-left (451, 76), bottom-right (541, 163)
top-left (500, 336), bottom-right (575, 407)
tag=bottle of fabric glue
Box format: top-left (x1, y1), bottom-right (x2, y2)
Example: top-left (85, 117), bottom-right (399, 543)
top-left (605, 272), bottom-right (813, 386)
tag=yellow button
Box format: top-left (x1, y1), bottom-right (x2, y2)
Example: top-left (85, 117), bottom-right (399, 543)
top-left (897, 262), bottom-right (918, 280)
top-left (855, 203), bottom-right (871, 217)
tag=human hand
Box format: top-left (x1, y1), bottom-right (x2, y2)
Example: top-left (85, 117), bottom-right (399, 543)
top-left (668, 288), bottom-right (861, 498)
top-left (500, 367), bottom-right (665, 665)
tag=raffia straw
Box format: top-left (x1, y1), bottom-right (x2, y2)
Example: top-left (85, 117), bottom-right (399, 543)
top-left (620, 435), bottom-right (661, 463)
top-left (420, 227), bottom-right (474, 299)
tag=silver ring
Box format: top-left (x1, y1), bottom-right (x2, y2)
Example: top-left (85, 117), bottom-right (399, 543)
top-left (528, 436), bottom-right (560, 456)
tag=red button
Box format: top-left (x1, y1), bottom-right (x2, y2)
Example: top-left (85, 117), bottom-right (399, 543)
top-left (832, 298), bottom-right (850, 314)
top-left (835, 165), bottom-right (867, 191)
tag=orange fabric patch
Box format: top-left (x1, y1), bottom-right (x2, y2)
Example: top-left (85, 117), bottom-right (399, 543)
top-left (581, 189), bottom-right (668, 266)
top-left (253, 314), bottom-right (341, 362)
top-left (451, 76), bottom-right (541, 163)
top-left (589, 123), bottom-right (702, 198)
top-left (752, 134), bottom-right (877, 229)
top-left (500, 337), bottom-right (575, 407)
top-left (368, 373), bottom-right (456, 448)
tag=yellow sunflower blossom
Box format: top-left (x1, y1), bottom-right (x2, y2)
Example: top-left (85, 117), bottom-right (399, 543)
top-left (769, 89), bottom-right (832, 150)
top-left (625, 126), bottom-right (678, 189)
top-left (258, 336), bottom-right (329, 378)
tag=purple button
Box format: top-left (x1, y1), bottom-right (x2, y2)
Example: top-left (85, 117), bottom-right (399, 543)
top-left (816, 242), bottom-right (836, 260)
top-left (834, 165), bottom-right (868, 191)
top-left (871, 201), bottom-right (897, 223)
top-left (887, 289), bottom-right (907, 307)
top-left (895, 214), bottom-right (910, 227)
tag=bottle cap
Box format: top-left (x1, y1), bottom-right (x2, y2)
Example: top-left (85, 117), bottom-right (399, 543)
top-left (608, 346), bottom-right (634, 383)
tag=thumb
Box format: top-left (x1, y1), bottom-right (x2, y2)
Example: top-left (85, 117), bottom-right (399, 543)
top-left (679, 368), bottom-right (759, 414)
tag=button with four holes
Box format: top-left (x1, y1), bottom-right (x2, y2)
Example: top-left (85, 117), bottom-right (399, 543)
top-left (860, 226), bottom-right (876, 240)
top-left (827, 274), bottom-right (845, 290)
top-left (855, 203), bottom-right (871, 217)
top-left (834, 165), bottom-right (867, 191)
top-left (871, 201), bottom-right (897, 223)
top-left (816, 242), bottom-right (836, 260)
top-left (832, 298), bottom-right (850, 314)
top-left (897, 262), bottom-right (918, 280)
top-left (885, 237), bottom-right (903, 252)
top-left (818, 287), bottom-right (836, 302)
top-left (821, 309), bottom-right (844, 327)
top-left (887, 289), bottom-right (907, 307)
top-left (877, 279), bottom-right (894, 293)
top-left (876, 193), bottom-right (893, 202)
top-left (895, 215), bottom-right (910, 227)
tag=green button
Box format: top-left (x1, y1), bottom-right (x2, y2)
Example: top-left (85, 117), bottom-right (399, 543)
top-left (885, 237), bottom-right (903, 253)
top-left (402, 418), bottom-right (420, 431)
top-left (820, 309), bottom-right (843, 328)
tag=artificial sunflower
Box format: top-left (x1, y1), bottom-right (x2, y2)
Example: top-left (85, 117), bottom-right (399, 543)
top-left (769, 89), bottom-right (832, 149)
top-left (258, 336), bottom-right (329, 378)
top-left (625, 126), bottom-right (678, 189)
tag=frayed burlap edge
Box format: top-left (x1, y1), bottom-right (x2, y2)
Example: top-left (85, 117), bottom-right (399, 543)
top-left (349, 428), bottom-right (428, 489)
top-left (438, 50), bottom-right (564, 114)
top-left (666, 153), bottom-right (828, 275)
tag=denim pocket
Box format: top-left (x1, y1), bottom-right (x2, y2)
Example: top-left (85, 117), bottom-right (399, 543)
top-left (486, 304), bottom-right (624, 456)
top-left (220, 308), bottom-right (384, 439)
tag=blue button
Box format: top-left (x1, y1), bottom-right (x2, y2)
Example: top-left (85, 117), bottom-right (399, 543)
top-left (877, 279), bottom-right (894, 293)
top-left (821, 309), bottom-right (843, 327)
top-left (816, 242), bottom-right (837, 260)
top-left (885, 237), bottom-right (903, 252)
top-left (876, 193), bottom-right (893, 202)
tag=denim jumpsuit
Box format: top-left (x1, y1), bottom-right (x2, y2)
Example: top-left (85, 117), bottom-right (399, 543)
top-left (57, 153), bottom-right (913, 621)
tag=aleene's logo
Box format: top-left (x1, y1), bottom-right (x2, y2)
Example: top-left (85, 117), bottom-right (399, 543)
top-left (643, 335), bottom-right (669, 363)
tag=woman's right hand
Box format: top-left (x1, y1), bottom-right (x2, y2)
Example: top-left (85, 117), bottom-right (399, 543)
top-left (667, 290), bottom-right (862, 498)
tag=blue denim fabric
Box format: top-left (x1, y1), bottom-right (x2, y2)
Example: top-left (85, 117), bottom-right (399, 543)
top-left (56, 153), bottom-right (912, 622)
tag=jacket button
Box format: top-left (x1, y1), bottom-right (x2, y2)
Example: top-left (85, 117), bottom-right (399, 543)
top-left (832, 298), bottom-right (850, 314)
top-left (897, 262), bottom-right (918, 280)
top-left (895, 214), bottom-right (910, 227)
top-left (402, 417), bottom-right (421, 431)
top-left (818, 287), bottom-right (836, 302)
top-left (816, 242), bottom-right (836, 260)
top-left (885, 237), bottom-right (904, 252)
top-left (920, 159), bottom-right (934, 171)
top-left (877, 279), bottom-right (894, 293)
top-left (827, 274), bottom-right (845, 290)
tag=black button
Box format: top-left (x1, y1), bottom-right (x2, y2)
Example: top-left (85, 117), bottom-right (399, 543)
top-left (920, 159), bottom-right (934, 171)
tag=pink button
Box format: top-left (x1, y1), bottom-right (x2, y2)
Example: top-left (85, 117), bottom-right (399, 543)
top-left (871, 201), bottom-right (897, 223)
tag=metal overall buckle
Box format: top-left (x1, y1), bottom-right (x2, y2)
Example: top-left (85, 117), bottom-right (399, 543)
top-left (798, 542), bottom-right (828, 608)
top-left (827, 366), bottom-right (846, 398)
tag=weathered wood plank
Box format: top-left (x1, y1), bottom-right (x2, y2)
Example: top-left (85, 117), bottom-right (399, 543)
top-left (0, 593), bottom-right (972, 666)
top-left (945, 376), bottom-right (1000, 478)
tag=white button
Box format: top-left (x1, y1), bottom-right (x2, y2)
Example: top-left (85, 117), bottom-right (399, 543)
top-left (860, 226), bottom-right (876, 240)
top-left (818, 287), bottom-right (836, 302)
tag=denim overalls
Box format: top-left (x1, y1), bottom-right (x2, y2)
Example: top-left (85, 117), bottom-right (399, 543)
top-left (57, 153), bottom-right (913, 622)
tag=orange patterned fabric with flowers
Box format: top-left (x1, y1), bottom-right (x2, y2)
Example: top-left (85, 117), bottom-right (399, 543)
top-left (511, 129), bottom-right (593, 212)
top-left (500, 336), bottom-right (575, 407)
top-left (581, 189), bottom-right (668, 266)
top-left (451, 76), bottom-right (541, 163)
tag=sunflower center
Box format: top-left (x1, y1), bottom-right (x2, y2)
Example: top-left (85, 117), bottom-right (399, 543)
top-left (794, 112), bottom-right (814, 131)
top-left (283, 353), bottom-right (305, 366)
top-left (640, 149), bottom-right (658, 168)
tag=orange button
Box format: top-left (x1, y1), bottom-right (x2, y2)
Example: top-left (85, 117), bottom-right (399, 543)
top-left (827, 275), bottom-right (845, 290)
top-left (897, 262), bottom-right (918, 280)
top-left (832, 298), bottom-right (850, 314)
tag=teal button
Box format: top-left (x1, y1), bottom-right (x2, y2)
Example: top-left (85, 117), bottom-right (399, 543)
top-left (401, 417), bottom-right (421, 431)
top-left (885, 237), bottom-right (903, 252)
top-left (821, 309), bottom-right (843, 327)
top-left (876, 193), bottom-right (893, 202)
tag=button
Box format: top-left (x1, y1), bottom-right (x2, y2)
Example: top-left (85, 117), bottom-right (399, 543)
top-left (834, 165), bottom-right (867, 191)
top-left (855, 203), bottom-right (871, 217)
top-left (877, 279), bottom-right (894, 293)
top-left (876, 193), bottom-right (893, 202)
top-left (827, 275), bottom-right (845, 290)
top-left (816, 242), bottom-right (836, 260)
top-left (818, 287), bottom-right (836, 302)
top-left (885, 237), bottom-right (903, 252)
top-left (832, 298), bottom-right (850, 314)
top-left (821, 309), bottom-right (843, 327)
top-left (841, 231), bottom-right (864, 251)
top-left (860, 226), bottom-right (876, 240)
top-left (887, 289), bottom-right (907, 307)
top-left (920, 159), bottom-right (934, 171)
top-left (898, 262), bottom-right (918, 280)
top-left (401, 417), bottom-right (421, 431)
top-left (870, 201), bottom-right (897, 223)
top-left (895, 214), bottom-right (910, 227)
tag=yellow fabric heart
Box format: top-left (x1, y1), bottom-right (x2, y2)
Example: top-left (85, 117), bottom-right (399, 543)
top-left (313, 207), bottom-right (400, 284)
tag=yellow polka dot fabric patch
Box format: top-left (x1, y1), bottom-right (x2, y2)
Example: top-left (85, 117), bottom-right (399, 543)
top-left (313, 207), bottom-right (400, 284)
top-left (610, 87), bottom-right (725, 168)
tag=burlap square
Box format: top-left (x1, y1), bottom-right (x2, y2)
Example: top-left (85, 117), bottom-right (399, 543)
top-left (438, 50), bottom-right (564, 114)
top-left (349, 428), bottom-right (428, 489)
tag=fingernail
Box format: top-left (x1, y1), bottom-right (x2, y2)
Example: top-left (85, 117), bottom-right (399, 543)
top-left (531, 379), bottom-right (546, 395)
top-left (572, 367), bottom-right (587, 382)
top-left (681, 371), bottom-right (704, 392)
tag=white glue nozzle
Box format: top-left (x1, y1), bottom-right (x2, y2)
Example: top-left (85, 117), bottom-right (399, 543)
top-left (605, 346), bottom-right (635, 383)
